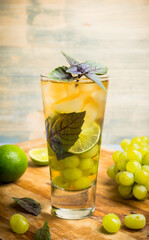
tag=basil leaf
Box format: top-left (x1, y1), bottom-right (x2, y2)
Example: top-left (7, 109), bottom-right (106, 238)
top-left (85, 61), bottom-right (108, 75)
top-left (66, 65), bottom-right (82, 75)
top-left (12, 197), bottom-right (41, 216)
top-left (85, 72), bottom-right (107, 93)
top-left (48, 66), bottom-right (73, 81)
top-left (67, 61), bottom-right (108, 77)
top-left (34, 221), bottom-right (51, 240)
top-left (49, 111), bottom-right (86, 160)
top-left (67, 62), bottom-right (91, 75)
top-left (61, 51), bottom-right (79, 66)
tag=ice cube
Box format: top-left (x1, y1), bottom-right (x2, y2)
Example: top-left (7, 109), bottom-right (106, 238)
top-left (53, 95), bottom-right (84, 113)
top-left (83, 99), bottom-right (98, 122)
top-left (92, 90), bottom-right (106, 104)
top-left (65, 84), bottom-right (80, 96)
top-left (79, 83), bottom-right (97, 93)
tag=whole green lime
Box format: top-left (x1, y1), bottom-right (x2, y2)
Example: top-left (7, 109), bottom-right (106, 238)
top-left (0, 145), bottom-right (28, 183)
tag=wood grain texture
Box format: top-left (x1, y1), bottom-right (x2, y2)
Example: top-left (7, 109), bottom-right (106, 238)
top-left (0, 138), bottom-right (149, 240)
top-left (0, 0), bottom-right (149, 144)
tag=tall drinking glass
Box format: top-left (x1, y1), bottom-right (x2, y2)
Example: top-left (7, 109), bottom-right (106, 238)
top-left (41, 75), bottom-right (109, 219)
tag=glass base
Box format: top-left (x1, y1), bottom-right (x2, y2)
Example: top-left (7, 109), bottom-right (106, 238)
top-left (51, 181), bottom-right (96, 220)
top-left (52, 206), bottom-right (95, 220)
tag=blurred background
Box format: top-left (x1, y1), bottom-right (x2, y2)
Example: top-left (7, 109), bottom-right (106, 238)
top-left (0, 0), bottom-right (149, 145)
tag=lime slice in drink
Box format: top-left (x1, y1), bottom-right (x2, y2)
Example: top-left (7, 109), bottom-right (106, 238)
top-left (29, 148), bottom-right (49, 165)
top-left (69, 121), bottom-right (100, 154)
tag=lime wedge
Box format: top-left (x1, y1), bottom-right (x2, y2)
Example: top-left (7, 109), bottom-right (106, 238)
top-left (69, 121), bottom-right (100, 154)
top-left (29, 148), bottom-right (49, 165)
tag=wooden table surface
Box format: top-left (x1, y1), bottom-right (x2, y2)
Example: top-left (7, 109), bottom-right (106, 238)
top-left (0, 0), bottom-right (149, 145)
top-left (0, 138), bottom-right (148, 240)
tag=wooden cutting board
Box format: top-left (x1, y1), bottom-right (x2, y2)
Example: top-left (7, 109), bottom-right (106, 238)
top-left (0, 138), bottom-right (148, 240)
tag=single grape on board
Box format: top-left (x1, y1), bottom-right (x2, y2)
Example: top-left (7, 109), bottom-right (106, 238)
top-left (124, 214), bottom-right (146, 229)
top-left (102, 213), bottom-right (121, 233)
top-left (10, 214), bottom-right (29, 234)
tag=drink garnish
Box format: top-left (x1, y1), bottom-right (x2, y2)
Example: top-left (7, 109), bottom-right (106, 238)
top-left (48, 52), bottom-right (108, 92)
top-left (48, 111), bottom-right (86, 160)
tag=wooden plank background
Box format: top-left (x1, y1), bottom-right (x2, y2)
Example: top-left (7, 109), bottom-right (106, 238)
top-left (0, 0), bottom-right (149, 144)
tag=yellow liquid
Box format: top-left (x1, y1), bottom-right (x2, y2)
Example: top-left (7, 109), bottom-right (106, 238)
top-left (41, 78), bottom-right (108, 191)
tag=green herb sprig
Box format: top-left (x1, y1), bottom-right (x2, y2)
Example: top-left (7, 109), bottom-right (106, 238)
top-left (34, 221), bottom-right (51, 240)
top-left (48, 52), bottom-right (108, 92)
top-left (47, 111), bottom-right (86, 160)
top-left (12, 197), bottom-right (41, 216)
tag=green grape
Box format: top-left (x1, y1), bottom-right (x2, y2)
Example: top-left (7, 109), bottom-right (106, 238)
top-left (131, 137), bottom-right (142, 144)
top-left (142, 152), bottom-right (149, 165)
top-left (102, 213), bottom-right (121, 233)
top-left (126, 160), bottom-right (141, 174)
top-left (145, 181), bottom-right (149, 191)
top-left (141, 136), bottom-right (149, 144)
top-left (124, 214), bottom-right (146, 229)
top-left (79, 158), bottom-right (94, 171)
top-left (128, 143), bottom-right (140, 150)
top-left (119, 171), bottom-right (134, 186)
top-left (83, 162), bottom-right (98, 176)
top-left (142, 165), bottom-right (149, 173)
top-left (115, 171), bottom-right (123, 184)
top-left (139, 146), bottom-right (148, 157)
top-left (135, 169), bottom-right (149, 185)
top-left (79, 144), bottom-right (98, 159)
top-left (53, 176), bottom-right (70, 189)
top-left (119, 151), bottom-right (128, 161)
top-left (127, 150), bottom-right (142, 162)
top-left (72, 176), bottom-right (92, 190)
top-left (88, 162), bottom-right (98, 175)
top-left (112, 151), bottom-right (121, 163)
top-left (62, 168), bottom-right (82, 182)
top-left (122, 192), bottom-right (134, 199)
top-left (118, 184), bottom-right (132, 198)
top-left (10, 214), bottom-right (29, 234)
top-left (51, 157), bottom-right (66, 171)
top-left (133, 184), bottom-right (147, 200)
top-left (117, 158), bottom-right (128, 171)
top-left (120, 139), bottom-right (131, 150)
top-left (107, 164), bottom-right (118, 179)
top-left (64, 156), bottom-right (80, 168)
top-left (118, 184), bottom-right (132, 197)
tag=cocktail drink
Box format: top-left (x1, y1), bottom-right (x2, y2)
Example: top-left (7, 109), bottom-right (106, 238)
top-left (41, 52), bottom-right (109, 219)
top-left (41, 74), bottom-right (108, 219)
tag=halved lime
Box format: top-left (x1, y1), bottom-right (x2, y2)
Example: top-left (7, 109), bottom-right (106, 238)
top-left (69, 121), bottom-right (100, 154)
top-left (29, 148), bottom-right (49, 166)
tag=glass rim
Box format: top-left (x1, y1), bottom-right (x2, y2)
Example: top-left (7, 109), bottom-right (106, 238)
top-left (40, 74), bottom-right (109, 84)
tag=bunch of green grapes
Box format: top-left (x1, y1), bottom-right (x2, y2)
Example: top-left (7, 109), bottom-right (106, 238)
top-left (107, 136), bottom-right (149, 200)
